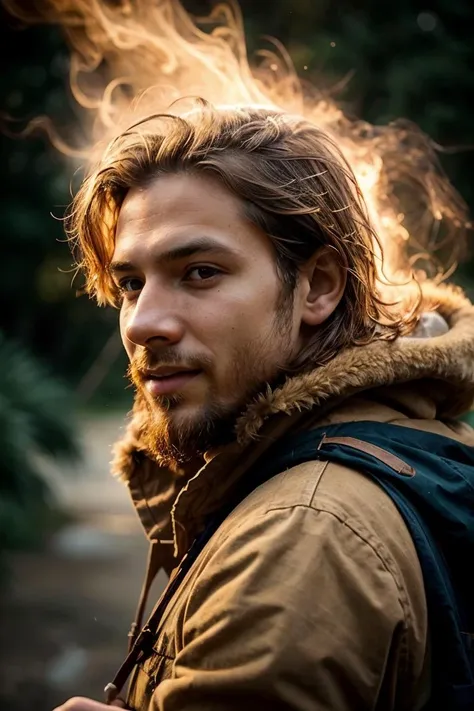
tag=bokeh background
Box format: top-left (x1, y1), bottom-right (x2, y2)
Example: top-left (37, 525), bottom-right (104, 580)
top-left (0, 1), bottom-right (473, 709)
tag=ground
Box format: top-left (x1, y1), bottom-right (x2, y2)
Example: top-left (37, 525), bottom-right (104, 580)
top-left (0, 413), bottom-right (167, 711)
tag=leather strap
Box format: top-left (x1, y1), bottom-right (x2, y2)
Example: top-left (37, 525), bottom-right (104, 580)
top-left (318, 434), bottom-right (415, 476)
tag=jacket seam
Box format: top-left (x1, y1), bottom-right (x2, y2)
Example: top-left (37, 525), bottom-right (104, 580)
top-left (265, 502), bottom-right (412, 673)
top-left (151, 647), bottom-right (175, 662)
top-left (134, 472), bottom-right (164, 531)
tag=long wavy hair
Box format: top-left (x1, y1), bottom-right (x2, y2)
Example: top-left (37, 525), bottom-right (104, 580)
top-left (66, 102), bottom-right (422, 370)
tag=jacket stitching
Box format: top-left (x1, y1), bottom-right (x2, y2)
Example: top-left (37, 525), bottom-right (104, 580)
top-left (151, 648), bottom-right (175, 662)
top-left (265, 502), bottom-right (413, 672)
top-left (135, 472), bottom-right (164, 531)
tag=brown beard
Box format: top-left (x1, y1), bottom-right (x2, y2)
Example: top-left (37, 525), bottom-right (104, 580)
top-left (127, 303), bottom-right (294, 469)
top-left (139, 394), bottom-right (241, 469)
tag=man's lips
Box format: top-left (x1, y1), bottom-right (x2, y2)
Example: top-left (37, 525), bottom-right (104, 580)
top-left (143, 369), bottom-right (202, 396)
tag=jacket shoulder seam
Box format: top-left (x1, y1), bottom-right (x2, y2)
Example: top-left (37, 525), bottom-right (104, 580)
top-left (265, 501), bottom-right (412, 643)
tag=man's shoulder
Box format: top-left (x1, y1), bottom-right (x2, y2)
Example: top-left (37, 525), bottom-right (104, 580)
top-left (231, 414), bottom-right (474, 543)
top-left (222, 451), bottom-right (424, 601)
top-left (231, 453), bottom-right (399, 533)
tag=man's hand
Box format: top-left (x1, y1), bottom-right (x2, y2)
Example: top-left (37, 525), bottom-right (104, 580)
top-left (54, 697), bottom-right (127, 711)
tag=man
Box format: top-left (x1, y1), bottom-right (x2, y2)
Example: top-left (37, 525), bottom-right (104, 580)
top-left (57, 106), bottom-right (474, 710)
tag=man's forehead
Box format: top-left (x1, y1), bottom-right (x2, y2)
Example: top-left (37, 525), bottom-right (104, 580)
top-left (117, 172), bottom-right (241, 229)
top-left (113, 185), bottom-right (245, 263)
top-left (112, 172), bottom-right (272, 264)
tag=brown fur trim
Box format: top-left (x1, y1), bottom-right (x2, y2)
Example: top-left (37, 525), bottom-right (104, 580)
top-left (110, 392), bottom-right (151, 482)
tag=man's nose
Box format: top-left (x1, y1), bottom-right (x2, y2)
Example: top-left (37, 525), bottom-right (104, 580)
top-left (123, 285), bottom-right (185, 347)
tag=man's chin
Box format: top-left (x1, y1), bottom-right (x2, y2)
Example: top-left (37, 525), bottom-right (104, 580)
top-left (141, 399), bottom-right (239, 468)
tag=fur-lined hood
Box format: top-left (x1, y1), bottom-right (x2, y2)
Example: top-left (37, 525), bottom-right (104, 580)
top-left (112, 283), bottom-right (474, 548)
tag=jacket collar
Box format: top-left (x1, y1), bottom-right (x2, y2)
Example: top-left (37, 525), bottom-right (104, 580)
top-left (111, 284), bottom-right (474, 555)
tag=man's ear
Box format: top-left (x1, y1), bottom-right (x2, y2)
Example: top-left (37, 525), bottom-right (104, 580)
top-left (300, 247), bottom-right (347, 327)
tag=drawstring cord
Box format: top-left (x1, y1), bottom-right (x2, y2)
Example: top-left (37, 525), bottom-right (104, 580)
top-left (103, 526), bottom-right (212, 704)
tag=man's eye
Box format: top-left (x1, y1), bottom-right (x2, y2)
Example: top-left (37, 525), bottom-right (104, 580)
top-left (185, 266), bottom-right (221, 281)
top-left (118, 277), bottom-right (143, 293)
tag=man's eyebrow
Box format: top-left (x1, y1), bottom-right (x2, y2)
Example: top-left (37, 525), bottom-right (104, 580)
top-left (108, 260), bottom-right (135, 275)
top-left (109, 237), bottom-right (235, 275)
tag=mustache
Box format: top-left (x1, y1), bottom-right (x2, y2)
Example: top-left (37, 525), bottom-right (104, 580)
top-left (127, 348), bottom-right (212, 382)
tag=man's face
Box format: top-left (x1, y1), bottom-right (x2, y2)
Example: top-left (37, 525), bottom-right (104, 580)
top-left (112, 172), bottom-right (305, 464)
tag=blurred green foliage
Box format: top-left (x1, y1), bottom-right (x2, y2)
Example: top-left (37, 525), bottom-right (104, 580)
top-left (0, 14), bottom-right (130, 564)
top-left (0, 330), bottom-right (79, 575)
top-left (0, 17), bottom-right (130, 399)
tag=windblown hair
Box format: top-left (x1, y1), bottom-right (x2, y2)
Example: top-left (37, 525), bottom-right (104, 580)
top-left (67, 102), bottom-right (421, 370)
